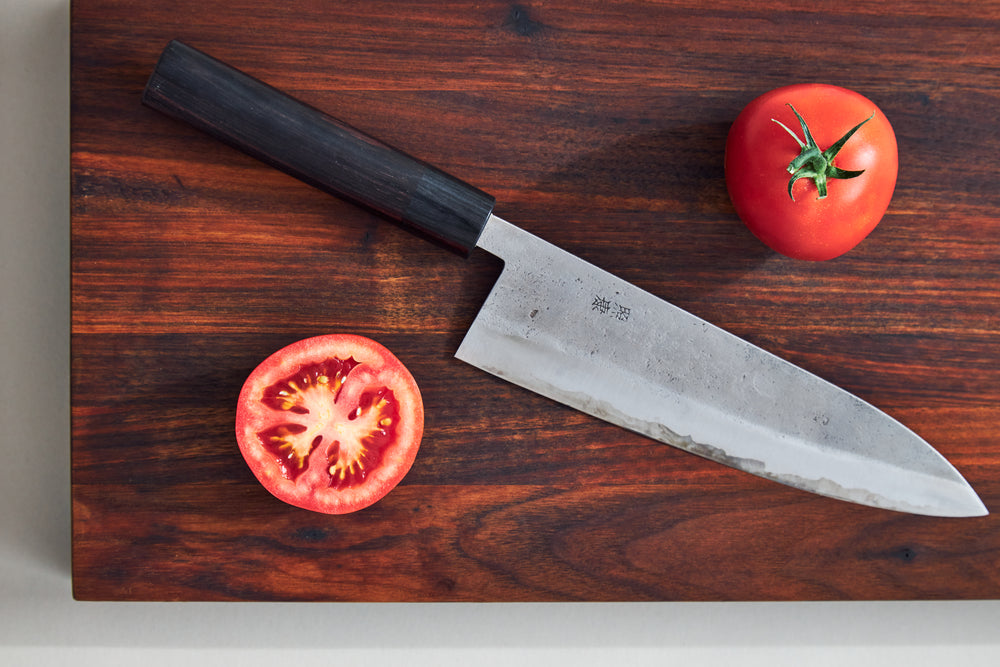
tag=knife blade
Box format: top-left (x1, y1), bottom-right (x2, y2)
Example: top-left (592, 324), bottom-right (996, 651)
top-left (143, 40), bottom-right (987, 517)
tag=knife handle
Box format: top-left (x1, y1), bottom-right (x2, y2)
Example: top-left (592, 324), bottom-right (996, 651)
top-left (142, 40), bottom-right (495, 255)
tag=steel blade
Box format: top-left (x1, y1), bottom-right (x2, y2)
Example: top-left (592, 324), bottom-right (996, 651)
top-left (456, 216), bottom-right (987, 517)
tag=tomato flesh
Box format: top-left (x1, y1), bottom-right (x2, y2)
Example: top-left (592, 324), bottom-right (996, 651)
top-left (236, 335), bottom-right (423, 514)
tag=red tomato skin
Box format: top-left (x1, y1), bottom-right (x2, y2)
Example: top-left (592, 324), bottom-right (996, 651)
top-left (725, 84), bottom-right (898, 260)
top-left (235, 334), bottom-right (423, 514)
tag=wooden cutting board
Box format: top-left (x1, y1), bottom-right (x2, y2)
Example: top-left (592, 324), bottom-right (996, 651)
top-left (71, 0), bottom-right (1000, 601)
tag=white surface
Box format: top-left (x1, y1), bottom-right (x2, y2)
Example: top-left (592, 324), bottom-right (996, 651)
top-left (2, 0), bottom-right (999, 664)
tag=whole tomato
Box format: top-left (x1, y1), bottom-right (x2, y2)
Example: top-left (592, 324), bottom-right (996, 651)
top-left (725, 84), bottom-right (898, 260)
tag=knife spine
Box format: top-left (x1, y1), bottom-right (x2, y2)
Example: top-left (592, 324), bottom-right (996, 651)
top-left (142, 40), bottom-right (495, 255)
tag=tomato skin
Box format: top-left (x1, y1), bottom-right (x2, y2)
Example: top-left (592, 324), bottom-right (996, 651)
top-left (235, 334), bottom-right (423, 514)
top-left (725, 84), bottom-right (898, 260)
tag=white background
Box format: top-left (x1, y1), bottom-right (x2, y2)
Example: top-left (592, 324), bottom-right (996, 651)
top-left (2, 0), bottom-right (999, 664)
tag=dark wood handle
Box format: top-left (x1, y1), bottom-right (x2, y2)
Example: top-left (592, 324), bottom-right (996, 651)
top-left (142, 40), bottom-right (495, 254)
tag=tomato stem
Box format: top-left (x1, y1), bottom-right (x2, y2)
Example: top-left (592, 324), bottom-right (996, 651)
top-left (772, 104), bottom-right (874, 201)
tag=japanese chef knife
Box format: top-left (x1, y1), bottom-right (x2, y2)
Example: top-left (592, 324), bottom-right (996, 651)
top-left (143, 40), bottom-right (988, 517)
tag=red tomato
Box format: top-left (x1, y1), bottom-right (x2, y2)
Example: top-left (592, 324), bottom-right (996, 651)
top-left (235, 334), bottom-right (423, 514)
top-left (725, 84), bottom-right (898, 260)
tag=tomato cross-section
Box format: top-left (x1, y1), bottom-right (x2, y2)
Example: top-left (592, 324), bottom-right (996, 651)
top-left (236, 335), bottom-right (424, 514)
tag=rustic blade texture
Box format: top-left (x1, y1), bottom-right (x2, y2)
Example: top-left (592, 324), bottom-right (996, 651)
top-left (72, 0), bottom-right (1000, 601)
top-left (458, 216), bottom-right (986, 517)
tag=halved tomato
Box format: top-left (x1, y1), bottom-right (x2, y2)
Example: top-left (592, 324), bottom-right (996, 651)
top-left (235, 334), bottom-right (424, 514)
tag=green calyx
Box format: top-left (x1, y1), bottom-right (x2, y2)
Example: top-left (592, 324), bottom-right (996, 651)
top-left (772, 104), bottom-right (874, 201)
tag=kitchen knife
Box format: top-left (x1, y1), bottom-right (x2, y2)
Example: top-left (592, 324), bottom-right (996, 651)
top-left (143, 40), bottom-right (987, 517)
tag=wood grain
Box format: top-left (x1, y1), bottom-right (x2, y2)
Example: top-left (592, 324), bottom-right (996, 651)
top-left (71, 0), bottom-right (1000, 601)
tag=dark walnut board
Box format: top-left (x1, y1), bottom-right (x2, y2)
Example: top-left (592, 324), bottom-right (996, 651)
top-left (71, 0), bottom-right (1000, 601)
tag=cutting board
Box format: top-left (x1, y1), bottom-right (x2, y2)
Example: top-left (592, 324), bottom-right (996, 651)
top-left (71, 0), bottom-right (1000, 601)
